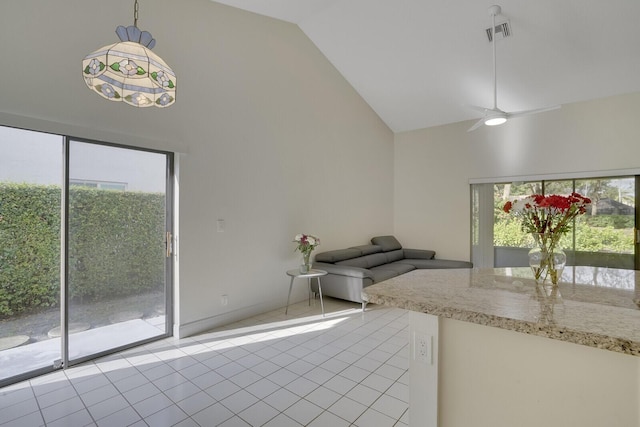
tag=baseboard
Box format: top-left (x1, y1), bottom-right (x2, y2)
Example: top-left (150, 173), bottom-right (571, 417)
top-left (173, 299), bottom-right (285, 339)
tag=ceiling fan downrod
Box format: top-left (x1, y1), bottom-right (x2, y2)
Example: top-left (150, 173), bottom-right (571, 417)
top-left (486, 5), bottom-right (506, 126)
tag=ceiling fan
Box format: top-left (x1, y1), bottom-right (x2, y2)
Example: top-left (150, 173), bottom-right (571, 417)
top-left (467, 5), bottom-right (560, 132)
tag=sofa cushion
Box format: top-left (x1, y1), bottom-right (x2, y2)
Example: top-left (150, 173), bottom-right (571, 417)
top-left (337, 253), bottom-right (388, 269)
top-left (315, 248), bottom-right (362, 263)
top-left (349, 245), bottom-right (382, 256)
top-left (385, 249), bottom-right (404, 263)
top-left (335, 257), bottom-right (368, 269)
top-left (371, 235), bottom-right (402, 252)
top-left (368, 268), bottom-right (399, 283)
top-left (374, 262), bottom-right (415, 275)
top-left (403, 248), bottom-right (435, 260)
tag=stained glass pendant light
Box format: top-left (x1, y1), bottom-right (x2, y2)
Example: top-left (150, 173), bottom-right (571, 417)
top-left (82, 0), bottom-right (177, 108)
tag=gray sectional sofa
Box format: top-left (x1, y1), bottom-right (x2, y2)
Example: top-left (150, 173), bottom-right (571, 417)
top-left (312, 235), bottom-right (472, 310)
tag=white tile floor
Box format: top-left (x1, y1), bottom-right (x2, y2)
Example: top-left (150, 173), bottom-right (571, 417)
top-left (0, 298), bottom-right (409, 426)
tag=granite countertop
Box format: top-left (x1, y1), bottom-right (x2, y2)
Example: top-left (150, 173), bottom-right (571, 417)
top-left (361, 266), bottom-right (640, 356)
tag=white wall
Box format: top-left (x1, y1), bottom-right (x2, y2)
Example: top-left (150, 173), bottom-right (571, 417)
top-left (0, 0), bottom-right (394, 336)
top-left (394, 92), bottom-right (640, 261)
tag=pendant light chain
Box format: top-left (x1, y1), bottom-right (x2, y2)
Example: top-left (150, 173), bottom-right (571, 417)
top-left (134, 0), bottom-right (139, 28)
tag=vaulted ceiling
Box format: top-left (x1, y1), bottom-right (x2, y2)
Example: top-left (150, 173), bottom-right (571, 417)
top-left (212, 0), bottom-right (640, 132)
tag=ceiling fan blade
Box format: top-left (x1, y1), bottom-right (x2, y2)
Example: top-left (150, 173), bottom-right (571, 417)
top-left (467, 118), bottom-right (485, 132)
top-left (466, 104), bottom-right (490, 114)
top-left (508, 105), bottom-right (561, 119)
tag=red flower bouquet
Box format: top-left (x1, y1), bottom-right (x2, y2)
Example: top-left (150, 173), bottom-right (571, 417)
top-left (503, 193), bottom-right (591, 284)
top-left (503, 192), bottom-right (591, 236)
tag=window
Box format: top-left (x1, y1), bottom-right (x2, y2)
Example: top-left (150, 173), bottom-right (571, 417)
top-left (472, 175), bottom-right (636, 269)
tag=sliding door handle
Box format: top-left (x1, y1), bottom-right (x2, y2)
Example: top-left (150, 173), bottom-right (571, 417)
top-left (166, 231), bottom-right (172, 257)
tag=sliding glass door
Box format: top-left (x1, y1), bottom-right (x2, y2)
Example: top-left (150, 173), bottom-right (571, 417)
top-left (0, 127), bottom-right (173, 386)
top-left (66, 140), bottom-right (172, 364)
top-left (0, 127), bottom-right (63, 383)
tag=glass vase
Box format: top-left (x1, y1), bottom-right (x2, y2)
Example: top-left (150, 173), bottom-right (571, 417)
top-left (546, 248), bottom-right (566, 285)
top-left (527, 246), bottom-right (546, 283)
top-left (300, 253), bottom-right (312, 273)
top-left (528, 233), bottom-right (566, 286)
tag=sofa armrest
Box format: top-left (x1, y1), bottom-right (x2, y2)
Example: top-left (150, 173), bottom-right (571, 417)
top-left (312, 262), bottom-right (375, 280)
top-left (403, 248), bottom-right (436, 260)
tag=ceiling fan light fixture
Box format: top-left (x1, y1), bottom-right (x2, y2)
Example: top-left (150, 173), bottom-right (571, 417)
top-left (484, 115), bottom-right (507, 126)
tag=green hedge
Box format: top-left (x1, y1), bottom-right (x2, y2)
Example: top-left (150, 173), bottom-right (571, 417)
top-left (494, 216), bottom-right (634, 253)
top-left (0, 184), bottom-right (166, 317)
top-left (0, 184), bottom-right (60, 316)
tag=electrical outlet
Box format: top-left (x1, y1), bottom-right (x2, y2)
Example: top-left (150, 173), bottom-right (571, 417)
top-left (221, 294), bottom-right (228, 306)
top-left (414, 332), bottom-right (431, 364)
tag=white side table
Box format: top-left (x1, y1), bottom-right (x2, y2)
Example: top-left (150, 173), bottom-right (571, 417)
top-left (285, 269), bottom-right (328, 317)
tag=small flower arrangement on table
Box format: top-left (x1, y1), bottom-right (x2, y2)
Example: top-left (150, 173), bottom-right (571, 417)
top-left (503, 192), bottom-right (591, 285)
top-left (293, 234), bottom-right (320, 273)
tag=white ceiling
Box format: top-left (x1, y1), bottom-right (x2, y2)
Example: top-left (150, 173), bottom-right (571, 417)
top-left (212, 0), bottom-right (640, 132)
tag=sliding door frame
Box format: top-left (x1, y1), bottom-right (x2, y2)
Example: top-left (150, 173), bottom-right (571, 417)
top-left (61, 136), bottom-right (175, 369)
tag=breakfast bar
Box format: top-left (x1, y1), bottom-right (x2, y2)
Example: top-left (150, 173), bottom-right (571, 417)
top-left (362, 267), bottom-right (640, 427)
